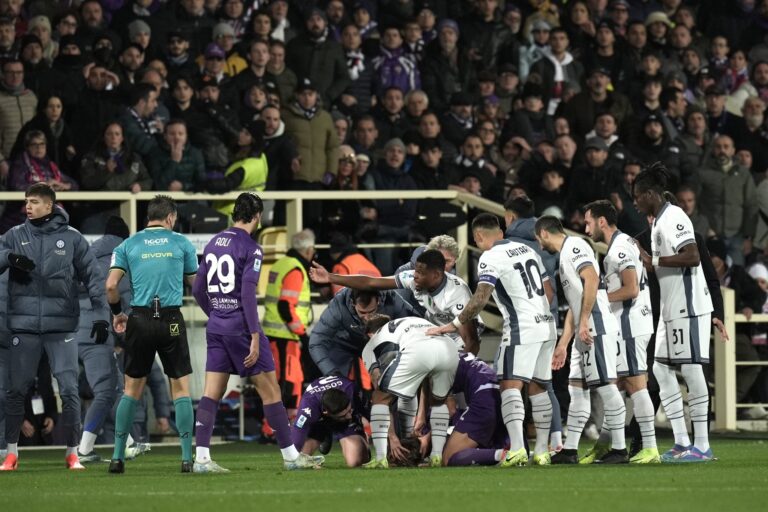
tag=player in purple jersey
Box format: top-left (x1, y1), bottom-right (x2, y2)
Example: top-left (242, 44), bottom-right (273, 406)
top-left (291, 375), bottom-right (370, 467)
top-left (191, 193), bottom-right (324, 473)
top-left (442, 353), bottom-right (507, 466)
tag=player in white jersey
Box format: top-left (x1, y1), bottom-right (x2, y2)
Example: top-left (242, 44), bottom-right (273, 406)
top-left (309, 249), bottom-right (480, 438)
top-left (429, 214), bottom-right (557, 467)
top-left (632, 163), bottom-right (718, 463)
top-left (361, 315), bottom-right (459, 468)
top-left (584, 200), bottom-right (660, 464)
top-left (534, 216), bottom-right (628, 464)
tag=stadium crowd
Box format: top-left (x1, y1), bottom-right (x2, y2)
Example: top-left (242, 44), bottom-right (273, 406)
top-left (1, 0), bottom-right (768, 469)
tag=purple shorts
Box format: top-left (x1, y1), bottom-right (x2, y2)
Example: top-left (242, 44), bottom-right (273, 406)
top-left (453, 388), bottom-right (506, 448)
top-left (206, 331), bottom-right (275, 377)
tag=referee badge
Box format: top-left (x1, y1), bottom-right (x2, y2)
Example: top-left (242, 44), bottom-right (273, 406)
top-left (170, 323), bottom-right (180, 336)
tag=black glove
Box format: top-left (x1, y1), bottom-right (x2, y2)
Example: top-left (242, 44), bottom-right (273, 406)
top-left (91, 320), bottom-right (110, 344)
top-left (8, 253), bottom-right (35, 272)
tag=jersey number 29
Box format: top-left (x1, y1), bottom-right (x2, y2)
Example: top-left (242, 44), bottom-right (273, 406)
top-left (206, 254), bottom-right (235, 294)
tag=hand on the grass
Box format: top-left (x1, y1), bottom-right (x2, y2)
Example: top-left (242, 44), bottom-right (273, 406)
top-left (388, 434), bottom-right (408, 462)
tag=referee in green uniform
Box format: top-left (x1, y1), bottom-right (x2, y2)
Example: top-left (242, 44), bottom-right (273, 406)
top-left (105, 196), bottom-right (199, 474)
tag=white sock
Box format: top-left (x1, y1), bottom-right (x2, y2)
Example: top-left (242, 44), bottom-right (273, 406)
top-left (66, 446), bottom-right (78, 457)
top-left (550, 430), bottom-right (562, 449)
top-left (597, 414), bottom-right (611, 446)
top-left (564, 386), bottom-right (591, 450)
top-left (126, 434), bottom-right (135, 447)
top-left (681, 364), bottom-right (710, 452)
top-left (529, 392), bottom-right (552, 455)
top-left (596, 384), bottom-right (626, 450)
top-left (280, 445), bottom-right (300, 461)
top-left (370, 404), bottom-right (390, 462)
top-left (494, 449), bottom-right (504, 461)
top-left (501, 388), bottom-right (525, 451)
top-left (397, 396), bottom-right (418, 436)
top-left (654, 361), bottom-right (691, 447)
top-left (7, 443), bottom-right (18, 456)
top-left (429, 404), bottom-right (450, 457)
top-left (79, 431), bottom-right (97, 454)
top-left (654, 362), bottom-right (691, 446)
top-left (195, 446), bottom-right (211, 463)
top-left (631, 389), bottom-right (657, 449)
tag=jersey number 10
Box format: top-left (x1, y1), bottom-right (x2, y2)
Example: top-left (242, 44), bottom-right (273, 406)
top-left (513, 260), bottom-right (545, 299)
top-left (206, 254), bottom-right (235, 294)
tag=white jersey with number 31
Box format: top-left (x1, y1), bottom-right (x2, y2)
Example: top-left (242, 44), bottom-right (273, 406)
top-left (477, 240), bottom-right (555, 345)
top-left (651, 203), bottom-right (713, 321)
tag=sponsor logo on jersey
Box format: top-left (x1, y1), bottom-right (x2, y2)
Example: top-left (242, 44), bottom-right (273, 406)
top-left (479, 262), bottom-right (487, 269)
top-left (144, 238), bottom-right (169, 246)
top-left (456, 303), bottom-right (464, 310)
top-left (141, 252), bottom-right (173, 259)
top-left (676, 224), bottom-right (684, 230)
top-left (618, 252), bottom-right (626, 258)
top-left (573, 246), bottom-right (581, 254)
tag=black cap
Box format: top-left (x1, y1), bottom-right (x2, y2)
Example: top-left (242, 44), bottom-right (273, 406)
top-left (167, 29), bottom-right (188, 42)
top-left (705, 84), bottom-right (726, 96)
top-left (477, 70), bottom-right (497, 82)
top-left (498, 63), bottom-right (518, 75)
top-left (296, 77), bottom-right (316, 92)
top-left (450, 91), bottom-right (474, 106)
top-left (521, 82), bottom-right (544, 100)
top-left (596, 20), bottom-right (615, 33)
top-left (644, 113), bottom-right (662, 125)
top-left (420, 137), bottom-right (442, 152)
top-left (584, 137), bottom-right (609, 151)
top-left (706, 237), bottom-right (727, 262)
top-left (589, 66), bottom-right (612, 78)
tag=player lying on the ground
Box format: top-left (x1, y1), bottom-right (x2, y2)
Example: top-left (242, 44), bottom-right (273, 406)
top-left (291, 375), bottom-right (370, 467)
top-left (362, 314), bottom-right (459, 468)
top-left (441, 353), bottom-right (508, 466)
top-left (429, 214), bottom-right (556, 466)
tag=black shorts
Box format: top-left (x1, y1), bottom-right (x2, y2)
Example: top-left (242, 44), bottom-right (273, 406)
top-left (124, 307), bottom-right (192, 379)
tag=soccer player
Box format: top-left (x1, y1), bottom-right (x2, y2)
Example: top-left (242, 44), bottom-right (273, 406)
top-left (0, 183), bottom-right (109, 471)
top-left (430, 213), bottom-right (557, 466)
top-left (291, 375), bottom-right (369, 467)
top-left (191, 193), bottom-right (323, 472)
top-left (584, 200), bottom-right (660, 464)
top-left (362, 314), bottom-right (459, 468)
top-left (632, 163), bottom-right (716, 462)
top-left (442, 353), bottom-right (507, 466)
top-left (106, 195), bottom-right (199, 474)
top-left (535, 216), bottom-right (628, 464)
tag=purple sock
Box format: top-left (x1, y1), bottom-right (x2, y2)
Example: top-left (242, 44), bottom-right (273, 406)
top-left (195, 397), bottom-right (219, 448)
top-left (264, 402), bottom-right (293, 449)
top-left (447, 448), bottom-right (500, 466)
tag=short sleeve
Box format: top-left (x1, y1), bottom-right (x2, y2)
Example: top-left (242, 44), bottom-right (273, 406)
top-left (110, 241), bottom-right (128, 272)
top-left (395, 270), bottom-right (415, 290)
top-left (567, 239), bottom-right (595, 273)
top-left (183, 238), bottom-right (198, 275)
top-left (450, 282), bottom-right (473, 316)
top-left (477, 253), bottom-right (499, 286)
top-left (614, 240), bottom-right (636, 274)
top-left (670, 209), bottom-right (696, 252)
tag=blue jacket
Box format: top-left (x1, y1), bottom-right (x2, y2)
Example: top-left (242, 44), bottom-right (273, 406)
top-left (0, 207), bottom-right (107, 334)
top-left (309, 287), bottom-right (417, 376)
top-left (76, 234), bottom-right (130, 345)
top-left (505, 217), bottom-right (559, 323)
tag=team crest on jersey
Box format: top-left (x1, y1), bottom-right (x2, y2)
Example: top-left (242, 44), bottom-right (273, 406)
top-left (169, 323), bottom-right (180, 336)
top-left (55, 239), bottom-right (66, 255)
top-left (11, 336), bottom-right (19, 346)
top-left (56, 239), bottom-right (65, 248)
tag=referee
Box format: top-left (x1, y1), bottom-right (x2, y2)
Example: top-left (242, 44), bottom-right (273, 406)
top-left (105, 195), bottom-right (198, 474)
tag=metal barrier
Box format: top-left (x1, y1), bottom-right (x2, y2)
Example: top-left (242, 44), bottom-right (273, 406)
top-left (715, 287), bottom-right (768, 431)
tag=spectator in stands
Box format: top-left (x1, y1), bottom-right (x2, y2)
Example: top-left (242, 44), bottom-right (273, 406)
top-left (27, 16), bottom-right (57, 65)
top-left (249, 8), bottom-right (275, 42)
top-left (372, 25), bottom-right (420, 97)
top-left (705, 84), bottom-right (741, 138)
top-left (21, 33), bottom-right (78, 113)
top-left (563, 1), bottom-right (595, 59)
top-left (441, 92), bottom-right (474, 148)
top-left (404, 89), bottom-right (429, 129)
top-left (558, 66), bottom-right (632, 141)
top-left (529, 27), bottom-right (582, 115)
top-left (631, 114), bottom-right (686, 190)
top-left (420, 19), bottom-right (477, 113)
top-left (676, 185), bottom-right (714, 238)
top-left (676, 105), bottom-right (713, 176)
top-left (8, 129), bottom-right (77, 192)
top-left (259, 104), bottom-right (298, 193)
top-left (698, 135), bottom-right (758, 265)
top-left (227, 39), bottom-right (274, 110)
top-left (584, 21), bottom-right (625, 88)
top-left (209, 23), bottom-right (246, 77)
top-left (734, 96), bottom-right (768, 175)
top-left (454, 133), bottom-right (504, 203)
top-left (80, 122), bottom-right (152, 193)
top-left (327, 232), bottom-right (381, 296)
top-left (69, 64), bottom-right (122, 157)
top-left (502, 82), bottom-right (554, 147)
top-left (372, 87), bottom-right (409, 143)
top-left (148, 119), bottom-right (205, 191)
top-left (351, 114), bottom-right (380, 159)
top-left (286, 8), bottom-right (350, 107)
top-left (160, 0), bottom-right (215, 59)
top-left (459, 0), bottom-right (505, 71)
top-left (409, 137), bottom-right (458, 190)
top-left (338, 23), bottom-right (373, 116)
top-left (162, 30), bottom-right (197, 82)
top-left (11, 95), bottom-right (75, 172)
top-left (566, 137), bottom-right (619, 217)
top-left (118, 83), bottom-right (161, 159)
top-left (368, 137), bottom-right (418, 274)
top-left (659, 86), bottom-right (688, 141)
top-left (519, 19), bottom-right (550, 82)
top-left (267, 0), bottom-right (296, 43)
top-left (0, 59), bottom-right (37, 173)
top-left (416, 110), bottom-right (456, 163)
top-left (266, 40), bottom-right (295, 105)
top-left (731, 60), bottom-right (768, 113)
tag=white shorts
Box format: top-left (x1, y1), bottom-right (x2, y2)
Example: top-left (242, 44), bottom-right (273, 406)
top-left (655, 314), bottom-right (711, 365)
top-left (617, 333), bottom-right (652, 376)
top-left (569, 332), bottom-right (620, 386)
top-left (495, 338), bottom-right (555, 383)
top-left (379, 337), bottom-right (458, 400)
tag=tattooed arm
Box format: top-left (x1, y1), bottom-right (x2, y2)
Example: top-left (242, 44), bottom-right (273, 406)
top-left (426, 283), bottom-right (494, 336)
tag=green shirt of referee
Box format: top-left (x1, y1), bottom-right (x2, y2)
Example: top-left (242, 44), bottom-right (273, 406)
top-left (105, 196), bottom-right (198, 474)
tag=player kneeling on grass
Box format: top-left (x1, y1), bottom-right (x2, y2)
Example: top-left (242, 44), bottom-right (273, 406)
top-left (429, 214), bottom-right (557, 466)
top-left (362, 315), bottom-right (459, 468)
top-left (191, 193), bottom-right (323, 472)
top-left (441, 353), bottom-right (508, 466)
top-left (291, 375), bottom-right (370, 467)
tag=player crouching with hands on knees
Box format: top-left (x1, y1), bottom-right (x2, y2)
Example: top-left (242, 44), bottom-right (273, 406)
top-left (361, 314), bottom-right (459, 468)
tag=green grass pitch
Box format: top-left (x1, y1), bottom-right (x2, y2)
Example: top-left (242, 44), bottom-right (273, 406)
top-left (3, 439), bottom-right (768, 512)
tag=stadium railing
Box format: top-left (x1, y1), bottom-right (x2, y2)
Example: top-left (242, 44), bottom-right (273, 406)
top-left (714, 287), bottom-right (768, 431)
